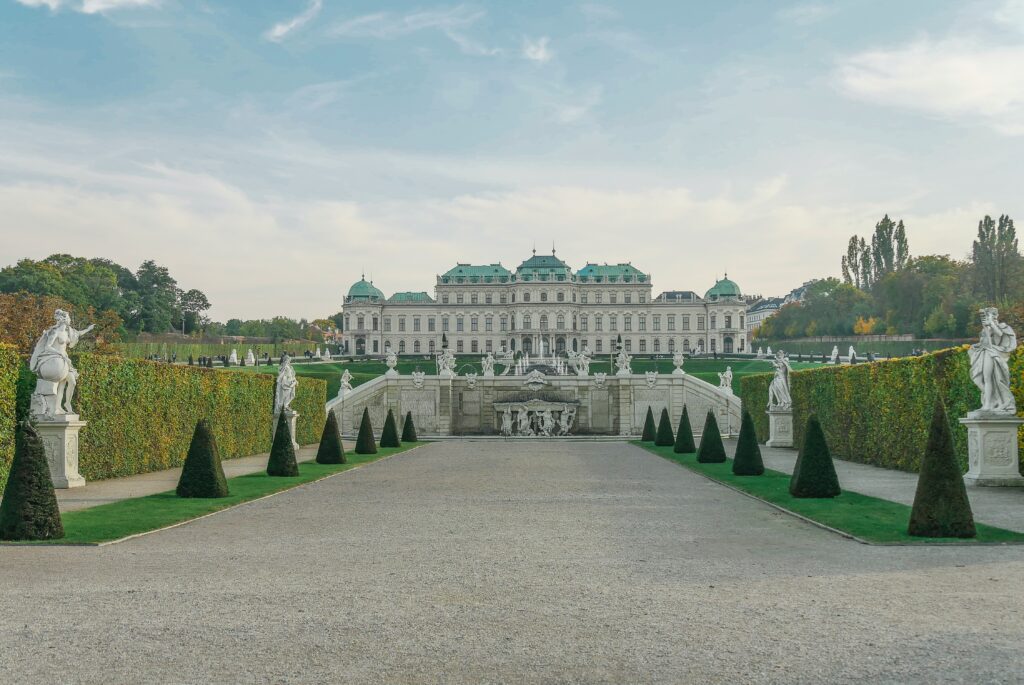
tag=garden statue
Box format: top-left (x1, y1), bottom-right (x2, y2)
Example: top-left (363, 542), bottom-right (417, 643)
top-left (481, 352), bottom-right (496, 377)
top-left (500, 408), bottom-right (513, 436)
top-left (766, 346), bottom-right (772, 357)
top-left (498, 348), bottom-right (515, 375)
top-left (968, 307), bottom-right (1018, 415)
top-left (339, 369), bottom-right (354, 394)
top-left (848, 345), bottom-right (856, 363)
top-left (274, 354), bottom-right (297, 415)
top-left (385, 347), bottom-right (399, 377)
top-left (411, 370), bottom-right (425, 389)
top-left (672, 350), bottom-right (685, 374)
top-left (568, 348), bottom-right (591, 376)
top-left (437, 347), bottom-right (456, 377)
top-left (228, 349), bottom-right (238, 365)
top-left (516, 409), bottom-right (532, 435)
top-left (756, 347), bottom-right (764, 359)
top-left (465, 372), bottom-right (478, 389)
top-left (767, 351), bottom-right (792, 410)
top-left (245, 349), bottom-right (256, 366)
top-left (593, 372), bottom-right (607, 388)
top-left (29, 309), bottom-right (95, 419)
top-left (558, 406), bottom-right (576, 435)
top-left (615, 349), bottom-right (632, 376)
top-left (831, 345), bottom-right (840, 364)
top-left (718, 366), bottom-right (733, 394)
top-left (645, 371), bottom-right (658, 388)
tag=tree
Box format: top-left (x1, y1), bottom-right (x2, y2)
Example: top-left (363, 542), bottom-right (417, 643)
top-left (380, 408), bottom-right (401, 448)
top-left (674, 405), bottom-right (696, 454)
top-left (176, 419), bottom-right (229, 497)
top-left (401, 411), bottom-right (418, 442)
top-left (697, 410), bottom-right (726, 463)
top-left (789, 415), bottom-right (841, 498)
top-left (0, 422), bottom-right (64, 540)
top-left (972, 214), bottom-right (1020, 303)
top-left (178, 288), bottom-right (212, 335)
top-left (266, 412), bottom-right (299, 476)
top-left (640, 407), bottom-right (656, 442)
top-left (908, 401), bottom-right (976, 538)
top-left (732, 410), bottom-right (764, 476)
top-left (315, 411), bottom-right (346, 465)
top-left (134, 260), bottom-right (178, 333)
top-left (655, 408), bottom-right (674, 446)
top-left (355, 408), bottom-right (377, 454)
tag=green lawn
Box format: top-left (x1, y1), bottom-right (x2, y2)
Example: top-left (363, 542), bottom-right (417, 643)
top-left (227, 356), bottom-right (820, 397)
top-left (636, 442), bottom-right (1024, 545)
top-left (13, 442), bottom-right (425, 546)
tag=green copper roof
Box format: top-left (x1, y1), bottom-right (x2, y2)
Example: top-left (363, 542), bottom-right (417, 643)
top-left (388, 291), bottom-right (434, 303)
top-left (705, 276), bottom-right (742, 299)
top-left (516, 253), bottom-right (571, 281)
top-left (576, 263), bottom-right (648, 282)
top-left (441, 263), bottom-right (512, 283)
top-left (346, 277), bottom-right (385, 301)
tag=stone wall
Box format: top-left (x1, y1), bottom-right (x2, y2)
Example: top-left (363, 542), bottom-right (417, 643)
top-left (328, 372), bottom-right (740, 438)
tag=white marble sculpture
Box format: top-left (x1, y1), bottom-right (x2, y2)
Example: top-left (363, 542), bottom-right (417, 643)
top-left (245, 348), bottom-right (256, 366)
top-left (465, 372), bottom-right (478, 389)
top-left (228, 349), bottom-right (238, 365)
top-left (718, 366), bottom-right (734, 394)
top-left (274, 354), bottom-right (297, 414)
top-left (516, 409), bottom-right (532, 435)
top-left (558, 405), bottom-right (576, 435)
top-left (500, 407), bottom-right (514, 436)
top-left (567, 345), bottom-right (592, 377)
top-left (615, 349), bottom-right (632, 376)
top-left (481, 352), bottom-right (496, 377)
top-left (830, 346), bottom-right (839, 364)
top-left (767, 351), bottom-right (792, 410)
top-left (645, 371), bottom-right (658, 389)
top-left (315, 346), bottom-right (321, 359)
top-left (437, 348), bottom-right (456, 377)
top-left (766, 346), bottom-right (773, 357)
top-left (848, 345), bottom-right (856, 362)
top-left (321, 347), bottom-right (331, 361)
top-left (411, 370), bottom-right (425, 389)
top-left (968, 307), bottom-right (1018, 416)
top-left (29, 309), bottom-right (94, 419)
top-left (339, 369), bottom-right (354, 395)
top-left (756, 347), bottom-right (765, 359)
top-left (672, 350), bottom-right (685, 375)
top-left (524, 369), bottom-right (548, 391)
top-left (593, 372), bottom-right (607, 389)
top-left (385, 347), bottom-right (399, 377)
top-left (498, 349), bottom-right (515, 375)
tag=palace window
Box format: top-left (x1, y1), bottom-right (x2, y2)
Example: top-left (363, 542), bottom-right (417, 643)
top-left (357, 315), bottom-right (364, 329)
top-left (457, 294), bottom-right (464, 304)
top-left (442, 317), bottom-right (450, 332)
top-left (524, 315), bottom-right (532, 329)
top-left (556, 314), bottom-right (565, 330)
top-left (639, 339), bottom-right (646, 352)
top-left (442, 295), bottom-right (449, 304)
top-left (698, 316), bottom-right (705, 331)
top-left (373, 317), bottom-right (379, 331)
top-left (485, 294), bottom-right (492, 304)
top-left (610, 293), bottom-right (618, 304)
top-left (624, 315), bottom-right (632, 332)
top-left (485, 316), bottom-right (493, 332)
top-left (624, 339), bottom-right (632, 352)
top-left (457, 317), bottom-right (465, 332)
top-left (486, 339), bottom-right (493, 352)
top-left (595, 315), bottom-right (603, 331)
top-left (596, 339), bottom-right (603, 352)
top-left (682, 315), bottom-right (690, 331)
top-left (581, 293), bottom-right (588, 304)
top-left (471, 340), bottom-right (479, 353)
top-left (725, 315), bottom-right (732, 329)
top-left (428, 317), bottom-right (436, 332)
top-left (413, 317), bottom-right (421, 332)
top-left (344, 316), bottom-right (350, 331)
top-left (595, 293), bottom-right (603, 303)
top-left (581, 316), bottom-right (588, 331)
top-left (653, 315), bottom-right (661, 331)
top-left (471, 316), bottom-right (479, 332)
top-left (668, 338), bottom-right (675, 353)
top-left (683, 339), bottom-right (691, 352)
top-left (624, 294), bottom-right (632, 304)
top-left (398, 340), bottom-right (406, 353)
top-left (710, 314), bottom-right (717, 330)
top-left (429, 340), bottom-right (436, 353)
top-left (638, 316), bottom-right (646, 332)
top-left (541, 292), bottom-right (548, 302)
top-left (711, 339), bottom-right (717, 352)
top-left (414, 340), bottom-right (421, 353)
top-left (667, 315), bottom-right (675, 331)
top-left (557, 291), bottom-right (565, 302)
top-left (457, 340), bottom-right (464, 353)
top-left (500, 315), bottom-right (508, 332)
top-left (653, 338), bottom-right (660, 353)
top-left (540, 315), bottom-right (549, 331)
top-left (398, 317), bottom-right (406, 332)
top-left (383, 317), bottom-right (392, 332)
top-left (609, 314), bottom-right (617, 331)
top-left (372, 340), bottom-right (379, 353)
top-left (500, 293), bottom-right (508, 304)
top-left (524, 292), bottom-right (531, 303)
top-left (740, 314), bottom-right (745, 328)
top-left (639, 294), bottom-right (646, 304)
top-left (471, 294), bottom-right (478, 304)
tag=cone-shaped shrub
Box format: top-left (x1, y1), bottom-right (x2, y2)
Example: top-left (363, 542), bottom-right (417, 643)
top-left (267, 411), bottom-right (299, 476)
top-left (789, 414), bottom-right (840, 498)
top-left (355, 408), bottom-right (377, 455)
top-left (908, 401), bottom-right (976, 538)
top-left (380, 408), bottom-right (401, 448)
top-left (697, 410), bottom-right (727, 463)
top-left (0, 422), bottom-right (64, 541)
top-left (401, 411), bottom-right (418, 443)
top-left (732, 410), bottom-right (764, 476)
top-left (640, 407), bottom-right (656, 441)
top-left (674, 405), bottom-right (696, 454)
top-left (315, 411), bottom-right (346, 465)
top-left (176, 419), bottom-right (229, 497)
top-left (655, 408), bottom-right (675, 446)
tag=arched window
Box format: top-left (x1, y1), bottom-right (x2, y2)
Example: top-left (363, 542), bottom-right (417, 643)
top-left (428, 340), bottom-right (436, 353)
top-left (524, 292), bottom-right (531, 303)
top-left (413, 340), bottom-right (421, 353)
top-left (683, 339), bottom-right (690, 352)
top-left (541, 292), bottom-right (548, 302)
top-left (398, 340), bottom-right (406, 353)
top-left (668, 338), bottom-right (675, 352)
top-left (556, 314), bottom-right (565, 330)
top-left (653, 338), bottom-right (661, 353)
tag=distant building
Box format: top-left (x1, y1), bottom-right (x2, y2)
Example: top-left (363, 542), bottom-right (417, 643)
top-left (745, 279), bottom-right (820, 335)
top-left (340, 252), bottom-right (752, 357)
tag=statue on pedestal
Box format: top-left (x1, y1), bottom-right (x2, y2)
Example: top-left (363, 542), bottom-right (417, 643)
top-left (968, 307), bottom-right (1017, 416)
top-left (339, 369), bottom-right (354, 394)
top-left (500, 408), bottom-right (513, 436)
top-left (672, 350), bottom-right (685, 375)
top-left (29, 309), bottom-right (94, 419)
top-left (437, 348), bottom-right (456, 377)
top-left (718, 366), bottom-right (734, 394)
top-left (767, 351), bottom-right (792, 410)
top-left (481, 352), bottom-right (496, 377)
top-left (274, 354), bottom-right (297, 415)
top-left (615, 349), bottom-right (632, 376)
top-left (245, 349), bottom-right (256, 366)
top-left (385, 347), bottom-right (399, 376)
top-left (830, 346), bottom-right (840, 364)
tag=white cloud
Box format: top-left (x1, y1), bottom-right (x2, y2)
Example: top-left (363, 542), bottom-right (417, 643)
top-left (328, 5), bottom-right (500, 56)
top-left (778, 3), bottom-right (836, 26)
top-left (14, 0), bottom-right (62, 9)
top-left (835, 38), bottom-right (1024, 135)
top-left (522, 36), bottom-right (552, 63)
top-left (15, 0), bottom-right (160, 13)
top-left (263, 0), bottom-right (323, 43)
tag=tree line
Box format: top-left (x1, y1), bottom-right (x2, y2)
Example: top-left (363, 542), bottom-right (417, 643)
top-left (758, 214), bottom-right (1021, 340)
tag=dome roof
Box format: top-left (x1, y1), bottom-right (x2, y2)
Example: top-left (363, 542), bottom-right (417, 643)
top-left (705, 275), bottom-right (742, 299)
top-left (346, 277), bottom-right (384, 301)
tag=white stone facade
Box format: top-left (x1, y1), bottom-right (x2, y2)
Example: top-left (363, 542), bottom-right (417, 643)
top-left (342, 253), bottom-right (750, 358)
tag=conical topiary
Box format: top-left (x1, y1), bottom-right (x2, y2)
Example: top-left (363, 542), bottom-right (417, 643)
top-left (315, 411), bottom-right (346, 465)
top-left (697, 410), bottom-right (727, 463)
top-left (732, 409), bottom-right (764, 476)
top-left (908, 401), bottom-right (976, 538)
top-left (355, 407), bottom-right (377, 455)
top-left (380, 408), bottom-right (401, 448)
top-left (176, 419), bottom-right (229, 497)
top-left (789, 414), bottom-right (840, 498)
top-left (0, 422), bottom-right (64, 540)
top-left (674, 405), bottom-right (696, 454)
top-left (655, 408), bottom-right (675, 446)
top-left (267, 411), bottom-right (299, 477)
top-left (401, 411), bottom-right (418, 443)
top-left (640, 407), bottom-right (656, 441)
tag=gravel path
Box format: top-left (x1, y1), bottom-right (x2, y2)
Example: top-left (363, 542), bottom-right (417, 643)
top-left (2, 440), bottom-right (1023, 684)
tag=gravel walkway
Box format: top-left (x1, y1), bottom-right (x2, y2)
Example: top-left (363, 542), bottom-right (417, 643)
top-left (2, 440), bottom-right (1023, 684)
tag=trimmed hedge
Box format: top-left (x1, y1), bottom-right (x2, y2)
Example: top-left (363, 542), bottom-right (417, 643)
top-left (7, 354), bottom-right (330, 489)
top-left (654, 408), bottom-right (675, 447)
top-left (176, 419), bottom-right (229, 498)
top-left (0, 422), bottom-right (64, 541)
top-left (380, 408), bottom-right (401, 448)
top-left (641, 407), bottom-right (656, 441)
top-left (740, 346), bottom-right (1024, 474)
top-left (0, 344), bottom-right (18, 492)
top-left (401, 411), bottom-right (418, 443)
top-left (909, 401), bottom-right (975, 538)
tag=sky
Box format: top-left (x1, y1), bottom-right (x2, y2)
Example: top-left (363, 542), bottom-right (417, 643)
top-left (1, 0), bottom-right (1023, 321)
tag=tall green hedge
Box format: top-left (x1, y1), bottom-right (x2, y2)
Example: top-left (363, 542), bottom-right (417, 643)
top-left (0, 344), bottom-right (19, 491)
top-left (46, 354), bottom-right (327, 485)
top-left (740, 346), bottom-right (1024, 473)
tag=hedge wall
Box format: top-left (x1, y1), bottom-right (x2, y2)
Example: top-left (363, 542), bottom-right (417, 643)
top-left (0, 344), bottom-right (19, 490)
top-left (51, 354), bottom-right (327, 485)
top-left (740, 346), bottom-right (1024, 474)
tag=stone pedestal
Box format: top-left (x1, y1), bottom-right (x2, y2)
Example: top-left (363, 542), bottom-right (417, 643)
top-left (273, 409), bottom-right (300, 450)
top-left (766, 408), bottom-right (794, 448)
top-left (960, 415), bottom-right (1024, 487)
top-left (35, 415), bottom-right (87, 488)
top-left (384, 369), bottom-right (399, 378)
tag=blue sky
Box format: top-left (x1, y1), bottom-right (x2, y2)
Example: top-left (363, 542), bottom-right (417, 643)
top-left (2, 0), bottom-right (1022, 320)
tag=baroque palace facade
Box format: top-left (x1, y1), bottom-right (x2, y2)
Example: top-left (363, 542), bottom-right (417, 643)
top-left (341, 252), bottom-right (750, 358)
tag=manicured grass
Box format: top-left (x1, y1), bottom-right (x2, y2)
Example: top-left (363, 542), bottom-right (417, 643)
top-left (637, 442), bottom-right (1024, 545)
top-left (12, 443), bottom-right (425, 545)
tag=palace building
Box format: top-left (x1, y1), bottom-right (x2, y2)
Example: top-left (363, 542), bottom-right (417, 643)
top-left (341, 252), bottom-right (750, 358)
